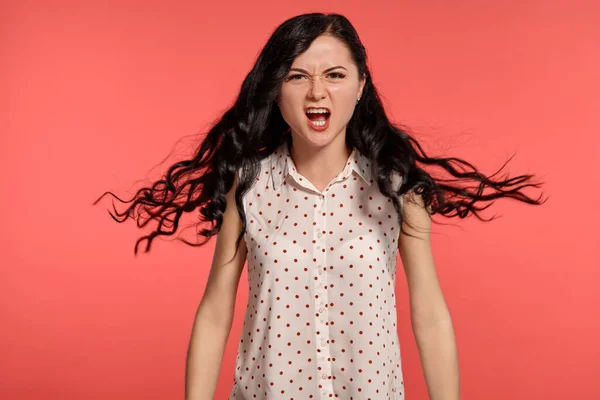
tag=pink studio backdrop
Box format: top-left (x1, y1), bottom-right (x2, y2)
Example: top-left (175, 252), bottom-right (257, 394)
top-left (2, 1), bottom-right (599, 399)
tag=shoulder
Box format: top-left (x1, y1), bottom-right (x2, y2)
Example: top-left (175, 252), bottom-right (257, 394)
top-left (387, 170), bottom-right (431, 234)
top-left (237, 154), bottom-right (273, 189)
top-left (400, 190), bottom-right (432, 241)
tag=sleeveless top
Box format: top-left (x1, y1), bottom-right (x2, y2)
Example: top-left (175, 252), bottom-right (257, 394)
top-left (229, 140), bottom-right (405, 399)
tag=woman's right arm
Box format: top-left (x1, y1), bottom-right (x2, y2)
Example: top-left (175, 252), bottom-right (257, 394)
top-left (185, 172), bottom-right (247, 400)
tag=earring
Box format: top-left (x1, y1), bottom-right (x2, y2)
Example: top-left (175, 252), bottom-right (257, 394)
top-left (357, 96), bottom-right (361, 103)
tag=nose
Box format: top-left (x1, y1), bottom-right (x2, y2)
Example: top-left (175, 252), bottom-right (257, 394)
top-left (308, 76), bottom-right (326, 100)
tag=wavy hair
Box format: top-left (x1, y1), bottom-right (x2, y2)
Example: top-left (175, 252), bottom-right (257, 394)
top-left (93, 13), bottom-right (546, 257)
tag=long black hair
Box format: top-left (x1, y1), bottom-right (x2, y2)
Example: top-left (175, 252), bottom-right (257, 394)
top-left (93, 13), bottom-right (546, 256)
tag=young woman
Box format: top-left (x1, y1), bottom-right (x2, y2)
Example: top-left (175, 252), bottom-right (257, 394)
top-left (96, 13), bottom-right (544, 400)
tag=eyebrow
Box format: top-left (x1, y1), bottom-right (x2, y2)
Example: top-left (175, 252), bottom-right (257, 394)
top-left (288, 66), bottom-right (348, 74)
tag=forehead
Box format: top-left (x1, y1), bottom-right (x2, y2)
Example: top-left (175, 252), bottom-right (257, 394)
top-left (291, 35), bottom-right (355, 70)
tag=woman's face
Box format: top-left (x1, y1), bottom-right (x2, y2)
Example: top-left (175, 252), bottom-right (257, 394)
top-left (278, 34), bottom-right (365, 149)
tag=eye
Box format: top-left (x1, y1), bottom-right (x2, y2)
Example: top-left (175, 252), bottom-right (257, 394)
top-left (328, 72), bottom-right (346, 79)
top-left (286, 74), bottom-right (306, 81)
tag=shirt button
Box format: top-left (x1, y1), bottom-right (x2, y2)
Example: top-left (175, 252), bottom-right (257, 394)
top-left (319, 307), bottom-right (325, 313)
top-left (318, 269), bottom-right (323, 275)
top-left (321, 341), bottom-right (326, 347)
top-left (322, 373), bottom-right (328, 379)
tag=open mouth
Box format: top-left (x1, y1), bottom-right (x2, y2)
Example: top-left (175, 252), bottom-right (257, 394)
top-left (305, 107), bottom-right (331, 129)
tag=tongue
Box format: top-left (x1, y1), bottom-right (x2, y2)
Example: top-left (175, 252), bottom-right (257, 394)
top-left (307, 113), bottom-right (329, 121)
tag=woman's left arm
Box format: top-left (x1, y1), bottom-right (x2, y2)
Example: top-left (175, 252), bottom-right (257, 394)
top-left (398, 192), bottom-right (460, 400)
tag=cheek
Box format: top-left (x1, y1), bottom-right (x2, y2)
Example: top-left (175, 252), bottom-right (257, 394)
top-left (330, 84), bottom-right (358, 102)
top-left (279, 102), bottom-right (299, 124)
top-left (330, 87), bottom-right (359, 118)
top-left (278, 88), bottom-right (302, 119)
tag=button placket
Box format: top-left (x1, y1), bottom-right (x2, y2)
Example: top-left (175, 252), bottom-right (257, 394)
top-left (314, 193), bottom-right (333, 398)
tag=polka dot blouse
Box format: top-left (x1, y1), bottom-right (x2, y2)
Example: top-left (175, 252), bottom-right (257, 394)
top-left (229, 140), bottom-right (405, 399)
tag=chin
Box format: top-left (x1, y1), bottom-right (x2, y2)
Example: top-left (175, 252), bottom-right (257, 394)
top-left (297, 129), bottom-right (342, 148)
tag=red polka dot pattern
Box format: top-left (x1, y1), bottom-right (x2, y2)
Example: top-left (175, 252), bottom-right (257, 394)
top-left (229, 141), bottom-right (405, 399)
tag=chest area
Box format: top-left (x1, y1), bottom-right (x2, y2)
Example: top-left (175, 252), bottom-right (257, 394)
top-left (243, 180), bottom-right (400, 264)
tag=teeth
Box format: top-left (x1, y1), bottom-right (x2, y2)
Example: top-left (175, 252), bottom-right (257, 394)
top-left (311, 120), bottom-right (327, 126)
top-left (306, 108), bottom-right (329, 114)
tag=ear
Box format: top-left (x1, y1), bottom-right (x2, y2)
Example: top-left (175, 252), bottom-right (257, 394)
top-left (358, 73), bottom-right (366, 99)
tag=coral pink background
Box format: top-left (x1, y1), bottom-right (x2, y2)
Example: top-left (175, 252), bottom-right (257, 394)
top-left (2, 0), bottom-right (598, 399)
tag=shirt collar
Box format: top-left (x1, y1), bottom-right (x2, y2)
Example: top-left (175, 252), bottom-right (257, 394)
top-left (270, 141), bottom-right (373, 190)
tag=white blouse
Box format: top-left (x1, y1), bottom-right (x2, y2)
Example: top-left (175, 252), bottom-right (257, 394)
top-left (229, 140), bottom-right (405, 399)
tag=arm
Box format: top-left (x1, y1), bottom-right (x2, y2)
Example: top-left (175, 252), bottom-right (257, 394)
top-left (185, 172), bottom-right (247, 400)
top-left (398, 192), bottom-right (460, 400)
